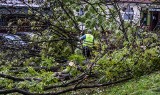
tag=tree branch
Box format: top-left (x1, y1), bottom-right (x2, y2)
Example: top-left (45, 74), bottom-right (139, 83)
top-left (0, 88), bottom-right (34, 95)
top-left (44, 73), bottom-right (86, 90)
top-left (45, 77), bottom-right (133, 95)
top-left (0, 77), bottom-right (132, 95)
top-left (0, 73), bottom-right (41, 82)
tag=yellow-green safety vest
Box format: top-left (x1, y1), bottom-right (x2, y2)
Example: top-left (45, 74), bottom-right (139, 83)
top-left (83, 34), bottom-right (94, 47)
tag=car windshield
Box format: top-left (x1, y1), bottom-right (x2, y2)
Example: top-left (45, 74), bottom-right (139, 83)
top-left (4, 35), bottom-right (21, 40)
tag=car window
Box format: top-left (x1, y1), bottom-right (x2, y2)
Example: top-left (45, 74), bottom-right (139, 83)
top-left (4, 35), bottom-right (21, 40)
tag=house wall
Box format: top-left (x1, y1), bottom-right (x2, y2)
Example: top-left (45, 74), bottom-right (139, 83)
top-left (106, 1), bottom-right (160, 30)
top-left (106, 3), bottom-right (141, 25)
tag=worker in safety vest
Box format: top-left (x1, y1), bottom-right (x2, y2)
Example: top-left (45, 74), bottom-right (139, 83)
top-left (79, 30), bottom-right (94, 58)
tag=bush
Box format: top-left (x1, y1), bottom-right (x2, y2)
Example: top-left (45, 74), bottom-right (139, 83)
top-left (96, 45), bottom-right (160, 81)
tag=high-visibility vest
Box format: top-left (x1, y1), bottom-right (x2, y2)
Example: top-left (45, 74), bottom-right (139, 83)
top-left (83, 34), bottom-right (94, 47)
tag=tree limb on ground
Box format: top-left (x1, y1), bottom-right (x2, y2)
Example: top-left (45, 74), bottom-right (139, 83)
top-left (0, 73), bottom-right (42, 82)
top-left (0, 76), bottom-right (132, 95)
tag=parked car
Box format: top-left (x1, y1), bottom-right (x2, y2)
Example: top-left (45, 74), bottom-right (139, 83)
top-left (15, 32), bottom-right (37, 42)
top-left (15, 32), bottom-right (41, 52)
top-left (0, 33), bottom-right (28, 49)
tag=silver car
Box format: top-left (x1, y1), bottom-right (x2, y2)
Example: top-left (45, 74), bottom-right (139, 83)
top-left (0, 33), bottom-right (28, 49)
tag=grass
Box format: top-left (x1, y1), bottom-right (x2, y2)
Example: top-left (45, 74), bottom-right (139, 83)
top-left (93, 71), bottom-right (160, 95)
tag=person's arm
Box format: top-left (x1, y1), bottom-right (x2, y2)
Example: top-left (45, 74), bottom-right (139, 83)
top-left (79, 35), bottom-right (86, 40)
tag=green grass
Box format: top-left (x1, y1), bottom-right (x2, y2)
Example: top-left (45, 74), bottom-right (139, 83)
top-left (94, 71), bottom-right (160, 95)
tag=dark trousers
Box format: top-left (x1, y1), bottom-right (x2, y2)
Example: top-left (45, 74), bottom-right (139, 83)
top-left (82, 46), bottom-right (92, 58)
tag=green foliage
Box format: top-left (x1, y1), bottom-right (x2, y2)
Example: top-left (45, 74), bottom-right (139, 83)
top-left (95, 71), bottom-right (160, 95)
top-left (41, 56), bottom-right (55, 67)
top-left (96, 44), bottom-right (160, 81)
top-left (0, 0), bottom-right (160, 95)
top-left (0, 78), bottom-right (13, 89)
top-left (69, 54), bottom-right (85, 64)
top-left (96, 28), bottom-right (160, 79)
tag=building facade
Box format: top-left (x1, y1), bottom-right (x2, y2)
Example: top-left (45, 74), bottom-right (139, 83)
top-left (0, 0), bottom-right (44, 32)
top-left (119, 0), bottom-right (160, 31)
top-left (1, 0), bottom-right (160, 32)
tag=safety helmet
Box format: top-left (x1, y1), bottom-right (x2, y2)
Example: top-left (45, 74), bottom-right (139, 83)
top-left (88, 30), bottom-right (92, 33)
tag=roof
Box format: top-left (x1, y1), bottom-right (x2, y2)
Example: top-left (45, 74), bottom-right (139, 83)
top-left (106, 0), bottom-right (159, 4)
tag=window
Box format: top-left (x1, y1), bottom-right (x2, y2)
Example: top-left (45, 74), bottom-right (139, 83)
top-left (78, 8), bottom-right (84, 16)
top-left (123, 6), bottom-right (134, 20)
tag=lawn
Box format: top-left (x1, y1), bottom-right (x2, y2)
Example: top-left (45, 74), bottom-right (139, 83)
top-left (94, 71), bottom-right (160, 95)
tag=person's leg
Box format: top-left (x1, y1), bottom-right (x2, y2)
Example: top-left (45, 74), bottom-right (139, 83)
top-left (87, 47), bottom-right (90, 58)
top-left (83, 46), bottom-right (87, 57)
top-left (82, 47), bottom-right (85, 57)
top-left (86, 47), bottom-right (92, 59)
